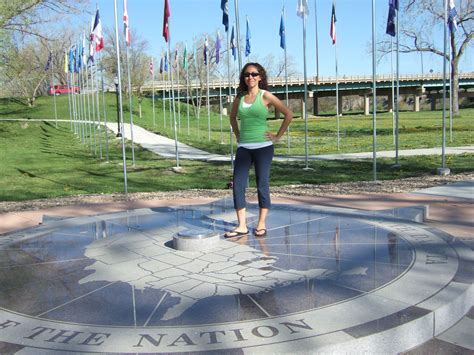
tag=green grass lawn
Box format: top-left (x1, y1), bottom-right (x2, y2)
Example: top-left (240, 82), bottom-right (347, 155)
top-left (2, 95), bottom-right (473, 156)
top-left (0, 95), bottom-right (472, 201)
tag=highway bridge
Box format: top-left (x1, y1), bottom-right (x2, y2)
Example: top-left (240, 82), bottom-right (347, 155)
top-left (141, 72), bottom-right (474, 115)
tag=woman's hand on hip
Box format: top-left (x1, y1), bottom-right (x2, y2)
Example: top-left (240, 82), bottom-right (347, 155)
top-left (265, 131), bottom-right (280, 142)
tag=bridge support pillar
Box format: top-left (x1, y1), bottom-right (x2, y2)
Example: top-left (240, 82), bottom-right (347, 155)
top-left (364, 95), bottom-right (370, 116)
top-left (430, 97), bottom-right (436, 111)
top-left (300, 99), bottom-right (306, 119)
top-left (387, 92), bottom-right (394, 112)
top-left (338, 93), bottom-right (343, 116)
top-left (313, 95), bottom-right (319, 116)
top-left (414, 95), bottom-right (421, 112)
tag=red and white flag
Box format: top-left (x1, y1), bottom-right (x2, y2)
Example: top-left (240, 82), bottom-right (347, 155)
top-left (91, 9), bottom-right (104, 52)
top-left (149, 60), bottom-right (154, 77)
top-left (163, 0), bottom-right (170, 42)
top-left (123, 0), bottom-right (131, 46)
top-left (330, 2), bottom-right (337, 44)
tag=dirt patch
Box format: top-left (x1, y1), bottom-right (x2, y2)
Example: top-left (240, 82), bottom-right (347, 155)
top-left (1, 172), bottom-right (472, 213)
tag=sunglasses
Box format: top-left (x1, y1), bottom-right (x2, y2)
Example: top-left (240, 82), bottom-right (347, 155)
top-left (244, 72), bottom-right (260, 78)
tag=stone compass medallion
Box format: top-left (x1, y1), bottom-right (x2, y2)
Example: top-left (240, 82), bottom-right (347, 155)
top-left (0, 200), bottom-right (472, 353)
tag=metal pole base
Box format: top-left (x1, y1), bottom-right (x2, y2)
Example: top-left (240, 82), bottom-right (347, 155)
top-left (391, 163), bottom-right (401, 169)
top-left (116, 133), bottom-right (122, 137)
top-left (302, 167), bottom-right (314, 171)
top-left (172, 166), bottom-right (183, 173)
top-left (436, 167), bottom-right (451, 176)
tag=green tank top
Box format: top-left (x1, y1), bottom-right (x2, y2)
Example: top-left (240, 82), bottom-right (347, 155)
top-left (238, 90), bottom-right (269, 143)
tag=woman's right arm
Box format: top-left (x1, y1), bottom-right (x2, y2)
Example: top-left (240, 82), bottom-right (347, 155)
top-left (230, 97), bottom-right (240, 142)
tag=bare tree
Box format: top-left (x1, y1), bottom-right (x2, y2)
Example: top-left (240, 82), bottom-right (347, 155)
top-left (2, 39), bottom-right (49, 106)
top-left (379, 0), bottom-right (473, 115)
top-left (0, 0), bottom-right (87, 40)
top-left (102, 27), bottom-right (150, 118)
top-left (0, 0), bottom-right (86, 104)
top-left (260, 53), bottom-right (299, 78)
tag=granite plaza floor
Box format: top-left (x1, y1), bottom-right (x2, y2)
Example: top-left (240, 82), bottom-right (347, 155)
top-left (0, 183), bottom-right (473, 354)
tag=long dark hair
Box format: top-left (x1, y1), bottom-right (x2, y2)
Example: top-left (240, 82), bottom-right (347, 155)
top-left (237, 62), bottom-right (268, 96)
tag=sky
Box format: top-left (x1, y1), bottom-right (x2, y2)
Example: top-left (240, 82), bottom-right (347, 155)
top-left (86, 0), bottom-right (473, 78)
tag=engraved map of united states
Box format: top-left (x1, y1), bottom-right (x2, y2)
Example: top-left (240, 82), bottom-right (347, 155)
top-left (78, 229), bottom-right (347, 321)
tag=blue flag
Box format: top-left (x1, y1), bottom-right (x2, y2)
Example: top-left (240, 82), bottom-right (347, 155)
top-left (221, 0), bottom-right (229, 32)
top-left (215, 33), bottom-right (222, 64)
top-left (230, 25), bottom-right (236, 61)
top-left (68, 48), bottom-right (74, 73)
top-left (164, 53), bottom-right (169, 72)
top-left (386, 0), bottom-right (396, 37)
top-left (159, 55), bottom-right (164, 74)
top-left (74, 44), bottom-right (80, 73)
top-left (245, 16), bottom-right (251, 57)
top-left (279, 10), bottom-right (285, 50)
top-left (44, 52), bottom-right (52, 71)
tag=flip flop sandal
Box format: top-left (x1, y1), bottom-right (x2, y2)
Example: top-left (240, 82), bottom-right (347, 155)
top-left (224, 229), bottom-right (249, 238)
top-left (254, 229), bottom-right (267, 237)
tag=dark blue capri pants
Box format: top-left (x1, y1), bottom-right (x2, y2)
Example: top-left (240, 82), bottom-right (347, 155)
top-left (233, 144), bottom-right (274, 210)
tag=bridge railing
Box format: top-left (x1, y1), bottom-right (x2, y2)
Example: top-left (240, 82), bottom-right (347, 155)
top-left (141, 72), bottom-right (474, 91)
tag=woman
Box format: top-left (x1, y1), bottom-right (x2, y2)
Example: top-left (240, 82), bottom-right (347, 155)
top-left (224, 62), bottom-right (293, 238)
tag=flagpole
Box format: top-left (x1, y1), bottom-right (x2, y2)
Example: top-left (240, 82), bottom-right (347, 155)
top-left (80, 68), bottom-right (86, 144)
top-left (333, 0), bottom-right (340, 150)
top-left (391, 36), bottom-right (395, 144)
top-left (219, 81), bottom-right (223, 144)
top-left (162, 64), bottom-right (167, 129)
top-left (206, 38), bottom-right (211, 141)
top-left (75, 64), bottom-right (81, 140)
top-left (80, 67), bottom-right (86, 143)
top-left (227, 27), bottom-right (234, 170)
top-left (282, 6), bottom-right (290, 153)
top-left (73, 64), bottom-right (79, 137)
top-left (176, 49), bottom-right (181, 132)
top-left (449, 40), bottom-right (453, 142)
top-left (314, 0), bottom-right (319, 83)
top-left (92, 62), bottom-right (103, 159)
top-left (371, 0), bottom-right (377, 182)
top-left (99, 51), bottom-right (109, 161)
top-left (50, 52), bottom-right (58, 128)
top-left (152, 58), bottom-right (156, 127)
top-left (91, 62), bottom-right (98, 155)
top-left (66, 51), bottom-right (73, 131)
top-left (168, 54), bottom-right (173, 130)
top-left (71, 64), bottom-right (77, 135)
top-left (165, 11), bottom-right (180, 169)
top-left (85, 62), bottom-right (94, 152)
top-left (234, 0), bottom-right (242, 71)
top-left (395, 3), bottom-right (400, 166)
top-left (113, 0), bottom-right (128, 195)
top-left (125, 46), bottom-right (136, 167)
top-left (185, 47), bottom-right (190, 135)
top-left (301, 4), bottom-right (310, 170)
top-left (438, 0), bottom-right (449, 175)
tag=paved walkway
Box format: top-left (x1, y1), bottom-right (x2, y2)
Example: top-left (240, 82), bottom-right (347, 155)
top-left (107, 122), bottom-right (474, 162)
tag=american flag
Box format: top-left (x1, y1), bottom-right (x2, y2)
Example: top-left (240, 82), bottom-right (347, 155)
top-left (123, 0), bottom-right (131, 46)
top-left (149, 60), bottom-right (154, 77)
top-left (330, 2), bottom-right (337, 44)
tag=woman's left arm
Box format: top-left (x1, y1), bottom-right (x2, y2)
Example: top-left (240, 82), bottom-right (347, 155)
top-left (263, 91), bottom-right (293, 142)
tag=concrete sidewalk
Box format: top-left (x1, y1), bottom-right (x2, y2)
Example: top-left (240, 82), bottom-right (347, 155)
top-left (108, 122), bottom-right (474, 162)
